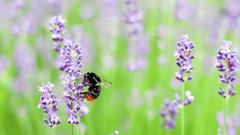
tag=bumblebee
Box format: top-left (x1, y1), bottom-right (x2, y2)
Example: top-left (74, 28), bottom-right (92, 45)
top-left (80, 72), bottom-right (111, 101)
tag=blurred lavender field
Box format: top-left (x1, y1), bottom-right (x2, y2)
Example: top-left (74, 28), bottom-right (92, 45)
top-left (1, 0), bottom-right (240, 135)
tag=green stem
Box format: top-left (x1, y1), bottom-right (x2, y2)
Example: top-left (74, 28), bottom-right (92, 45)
top-left (223, 96), bottom-right (229, 135)
top-left (72, 125), bottom-right (75, 135)
top-left (51, 128), bottom-right (55, 135)
top-left (76, 125), bottom-right (79, 135)
top-left (181, 83), bottom-right (185, 135)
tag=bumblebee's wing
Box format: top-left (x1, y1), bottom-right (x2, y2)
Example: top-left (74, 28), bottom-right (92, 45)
top-left (100, 80), bottom-right (112, 88)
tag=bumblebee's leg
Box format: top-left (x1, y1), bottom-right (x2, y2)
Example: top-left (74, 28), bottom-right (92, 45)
top-left (80, 92), bottom-right (89, 98)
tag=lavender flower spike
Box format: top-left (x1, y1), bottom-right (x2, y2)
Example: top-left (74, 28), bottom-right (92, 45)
top-left (175, 35), bottom-right (195, 82)
top-left (124, 0), bottom-right (143, 35)
top-left (49, 15), bottom-right (66, 52)
top-left (59, 41), bottom-right (82, 79)
top-left (60, 40), bottom-right (84, 124)
top-left (124, 0), bottom-right (149, 71)
top-left (217, 112), bottom-right (240, 135)
top-left (160, 100), bottom-right (179, 128)
top-left (63, 79), bottom-right (84, 125)
top-left (216, 41), bottom-right (239, 98)
top-left (38, 83), bottom-right (61, 127)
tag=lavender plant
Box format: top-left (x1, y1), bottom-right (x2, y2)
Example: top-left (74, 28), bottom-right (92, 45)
top-left (216, 41), bottom-right (239, 135)
top-left (38, 15), bottom-right (89, 135)
top-left (174, 35), bottom-right (195, 134)
top-left (50, 15), bottom-right (88, 126)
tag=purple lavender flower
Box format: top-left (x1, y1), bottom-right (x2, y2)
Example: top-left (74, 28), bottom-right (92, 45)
top-left (96, 0), bottom-right (119, 37)
top-left (183, 91), bottom-right (194, 106)
top-left (79, 104), bottom-right (89, 118)
top-left (174, 91), bottom-right (194, 107)
top-left (157, 25), bottom-right (168, 39)
top-left (58, 25), bottom-right (85, 125)
top-left (157, 26), bottom-right (168, 65)
top-left (80, 2), bottom-right (95, 20)
top-left (124, 0), bottom-right (149, 71)
top-left (59, 41), bottom-right (82, 79)
top-left (49, 15), bottom-right (66, 52)
top-left (175, 0), bottom-right (195, 21)
top-left (14, 42), bottom-right (36, 76)
top-left (124, 0), bottom-right (143, 35)
top-left (45, 15), bottom-right (89, 126)
top-left (0, 56), bottom-right (8, 74)
top-left (216, 41), bottom-right (239, 98)
top-left (160, 91), bottom-right (193, 129)
top-left (63, 79), bottom-right (84, 124)
top-left (160, 100), bottom-right (178, 129)
top-left (13, 76), bottom-right (29, 93)
top-left (13, 42), bottom-right (36, 92)
top-left (224, 0), bottom-right (240, 29)
top-left (175, 35), bottom-right (195, 82)
top-left (217, 112), bottom-right (240, 135)
top-left (38, 83), bottom-right (61, 127)
top-left (12, 13), bottom-right (37, 34)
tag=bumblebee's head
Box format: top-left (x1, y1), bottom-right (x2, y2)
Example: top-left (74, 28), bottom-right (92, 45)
top-left (83, 72), bottom-right (101, 85)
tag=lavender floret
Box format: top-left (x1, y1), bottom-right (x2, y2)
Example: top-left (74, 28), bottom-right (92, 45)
top-left (174, 91), bottom-right (194, 107)
top-left (184, 91), bottom-right (194, 106)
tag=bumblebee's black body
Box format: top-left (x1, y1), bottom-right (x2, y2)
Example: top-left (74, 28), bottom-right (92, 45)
top-left (88, 85), bottom-right (101, 99)
top-left (81, 72), bottom-right (103, 101)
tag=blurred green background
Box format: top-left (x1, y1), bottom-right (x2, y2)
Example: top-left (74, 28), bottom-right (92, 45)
top-left (0, 0), bottom-right (240, 135)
